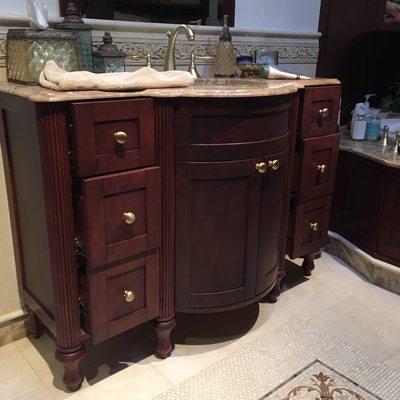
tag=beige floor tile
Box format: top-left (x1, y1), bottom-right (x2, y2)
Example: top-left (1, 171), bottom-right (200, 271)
top-left (353, 286), bottom-right (400, 329)
top-left (14, 384), bottom-right (55, 400)
top-left (311, 253), bottom-right (370, 295)
top-left (93, 363), bottom-right (172, 400)
top-left (278, 279), bottom-right (349, 320)
top-left (310, 296), bottom-right (400, 361)
top-left (0, 364), bottom-right (43, 400)
top-left (384, 349), bottom-right (400, 370)
top-left (64, 387), bottom-right (99, 400)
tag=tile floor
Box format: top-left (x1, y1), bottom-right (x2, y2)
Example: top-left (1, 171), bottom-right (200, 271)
top-left (1, 252), bottom-right (400, 400)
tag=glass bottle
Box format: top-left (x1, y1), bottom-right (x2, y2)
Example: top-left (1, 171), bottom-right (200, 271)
top-left (213, 15), bottom-right (235, 78)
top-left (365, 111), bottom-right (381, 140)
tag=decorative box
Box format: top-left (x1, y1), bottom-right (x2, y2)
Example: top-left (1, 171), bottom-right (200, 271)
top-left (93, 32), bottom-right (126, 73)
top-left (6, 29), bottom-right (80, 85)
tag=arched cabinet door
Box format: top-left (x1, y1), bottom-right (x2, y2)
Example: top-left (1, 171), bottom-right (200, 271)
top-left (175, 157), bottom-right (263, 311)
top-left (175, 148), bottom-right (289, 312)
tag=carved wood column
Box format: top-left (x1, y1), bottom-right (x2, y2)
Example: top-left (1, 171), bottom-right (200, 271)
top-left (35, 103), bottom-right (85, 391)
top-left (154, 102), bottom-right (176, 358)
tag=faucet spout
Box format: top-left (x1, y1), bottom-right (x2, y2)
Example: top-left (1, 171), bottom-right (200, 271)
top-left (164, 25), bottom-right (195, 71)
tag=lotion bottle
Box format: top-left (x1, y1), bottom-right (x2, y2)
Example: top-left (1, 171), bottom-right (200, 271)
top-left (351, 105), bottom-right (367, 141)
top-left (213, 15), bottom-right (235, 77)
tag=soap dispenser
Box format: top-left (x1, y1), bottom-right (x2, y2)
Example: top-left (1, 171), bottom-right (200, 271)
top-left (213, 15), bottom-right (235, 77)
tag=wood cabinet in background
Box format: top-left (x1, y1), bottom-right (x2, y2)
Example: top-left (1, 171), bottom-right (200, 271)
top-left (331, 151), bottom-right (400, 268)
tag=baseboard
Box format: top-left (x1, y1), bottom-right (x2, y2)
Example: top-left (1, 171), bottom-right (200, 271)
top-left (0, 308), bottom-right (28, 346)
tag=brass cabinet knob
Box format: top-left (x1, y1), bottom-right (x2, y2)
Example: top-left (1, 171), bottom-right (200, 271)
top-left (123, 289), bottom-right (135, 303)
top-left (114, 131), bottom-right (128, 144)
top-left (268, 159), bottom-right (281, 171)
top-left (319, 108), bottom-right (329, 118)
top-left (255, 162), bottom-right (267, 174)
top-left (310, 222), bottom-right (319, 232)
top-left (123, 212), bottom-right (136, 224)
top-left (317, 164), bottom-right (327, 174)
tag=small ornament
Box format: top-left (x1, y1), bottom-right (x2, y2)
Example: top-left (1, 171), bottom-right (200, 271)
top-left (93, 32), bottom-right (126, 73)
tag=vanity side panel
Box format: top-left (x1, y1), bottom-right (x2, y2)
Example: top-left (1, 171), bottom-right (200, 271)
top-left (0, 96), bottom-right (54, 316)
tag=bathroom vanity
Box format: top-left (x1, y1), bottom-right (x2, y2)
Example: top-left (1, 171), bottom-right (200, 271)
top-left (0, 78), bottom-right (340, 390)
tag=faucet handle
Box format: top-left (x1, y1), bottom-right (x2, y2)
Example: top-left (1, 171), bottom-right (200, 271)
top-left (128, 53), bottom-right (152, 68)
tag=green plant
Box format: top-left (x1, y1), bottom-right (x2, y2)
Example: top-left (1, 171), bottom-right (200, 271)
top-left (380, 80), bottom-right (400, 113)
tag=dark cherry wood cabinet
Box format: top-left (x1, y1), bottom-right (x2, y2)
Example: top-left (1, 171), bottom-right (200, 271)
top-left (331, 150), bottom-right (400, 268)
top-left (0, 81), bottom-right (341, 391)
top-left (287, 85), bottom-right (341, 276)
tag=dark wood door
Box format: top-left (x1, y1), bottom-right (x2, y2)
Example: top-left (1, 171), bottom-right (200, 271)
top-left (175, 158), bottom-right (263, 310)
top-left (256, 149), bottom-right (289, 294)
top-left (378, 175), bottom-right (400, 261)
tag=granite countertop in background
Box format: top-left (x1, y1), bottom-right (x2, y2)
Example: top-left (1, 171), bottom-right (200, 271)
top-left (340, 129), bottom-right (400, 169)
top-left (0, 78), bottom-right (340, 102)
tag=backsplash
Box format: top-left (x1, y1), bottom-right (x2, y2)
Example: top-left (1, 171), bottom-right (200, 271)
top-left (0, 19), bottom-right (320, 80)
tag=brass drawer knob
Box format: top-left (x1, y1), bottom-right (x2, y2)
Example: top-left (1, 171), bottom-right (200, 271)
top-left (114, 131), bottom-right (128, 144)
top-left (310, 222), bottom-right (319, 232)
top-left (317, 164), bottom-right (327, 174)
top-left (255, 162), bottom-right (267, 174)
top-left (268, 159), bottom-right (281, 171)
top-left (123, 212), bottom-right (136, 224)
top-left (319, 108), bottom-right (329, 118)
top-left (123, 289), bottom-right (135, 303)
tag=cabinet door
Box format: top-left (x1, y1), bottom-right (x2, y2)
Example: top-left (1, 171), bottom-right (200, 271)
top-left (256, 148), bottom-right (289, 294)
top-left (378, 175), bottom-right (400, 261)
top-left (175, 158), bottom-right (263, 310)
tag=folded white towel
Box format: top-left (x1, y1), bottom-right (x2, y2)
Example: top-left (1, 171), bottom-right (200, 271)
top-left (39, 61), bottom-right (194, 91)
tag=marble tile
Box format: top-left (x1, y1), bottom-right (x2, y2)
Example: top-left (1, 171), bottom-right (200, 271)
top-left (310, 296), bottom-right (400, 361)
top-left (385, 350), bottom-right (400, 370)
top-left (277, 279), bottom-right (349, 320)
top-left (93, 363), bottom-right (172, 400)
top-left (14, 385), bottom-right (55, 400)
top-left (311, 252), bottom-right (370, 295)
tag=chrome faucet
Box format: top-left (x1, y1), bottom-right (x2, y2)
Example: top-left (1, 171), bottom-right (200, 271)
top-left (164, 25), bottom-right (195, 71)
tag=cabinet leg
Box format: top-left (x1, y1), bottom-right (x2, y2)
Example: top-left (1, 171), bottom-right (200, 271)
top-left (154, 317), bottom-right (176, 359)
top-left (302, 253), bottom-right (315, 276)
top-left (27, 309), bottom-right (44, 339)
top-left (55, 345), bottom-right (85, 392)
top-left (265, 266), bottom-right (286, 303)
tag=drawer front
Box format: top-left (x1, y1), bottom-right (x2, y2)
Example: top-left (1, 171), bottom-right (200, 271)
top-left (85, 251), bottom-right (159, 344)
top-left (79, 167), bottom-right (161, 268)
top-left (300, 86), bottom-right (341, 138)
top-left (72, 99), bottom-right (155, 177)
top-left (297, 133), bottom-right (340, 202)
top-left (175, 96), bottom-right (293, 161)
top-left (288, 196), bottom-right (331, 258)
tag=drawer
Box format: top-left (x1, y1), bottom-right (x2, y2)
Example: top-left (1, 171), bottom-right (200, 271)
top-left (300, 85), bottom-right (341, 138)
top-left (297, 133), bottom-right (340, 202)
top-left (72, 99), bottom-right (155, 177)
top-left (84, 251), bottom-right (159, 344)
top-left (288, 196), bottom-right (331, 258)
top-left (175, 96), bottom-right (293, 161)
top-left (78, 167), bottom-right (161, 268)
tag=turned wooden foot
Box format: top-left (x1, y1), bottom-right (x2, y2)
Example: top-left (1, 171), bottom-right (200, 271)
top-left (27, 309), bottom-right (44, 339)
top-left (55, 345), bottom-right (85, 391)
top-left (154, 317), bottom-right (176, 359)
top-left (302, 253), bottom-right (315, 276)
top-left (265, 266), bottom-right (286, 303)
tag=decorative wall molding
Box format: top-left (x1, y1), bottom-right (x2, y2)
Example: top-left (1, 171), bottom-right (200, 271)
top-left (0, 23), bottom-right (319, 70)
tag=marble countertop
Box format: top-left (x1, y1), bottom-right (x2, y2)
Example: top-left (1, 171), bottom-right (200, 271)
top-left (340, 130), bottom-right (400, 169)
top-left (0, 78), bottom-right (340, 103)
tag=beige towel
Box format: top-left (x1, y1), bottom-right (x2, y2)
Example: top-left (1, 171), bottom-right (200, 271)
top-left (39, 61), bottom-right (194, 91)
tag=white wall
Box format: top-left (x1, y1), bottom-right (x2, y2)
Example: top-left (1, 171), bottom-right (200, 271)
top-left (235, 0), bottom-right (321, 32)
top-left (0, 0), bottom-right (60, 18)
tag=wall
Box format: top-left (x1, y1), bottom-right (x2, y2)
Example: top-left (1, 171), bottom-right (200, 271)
top-left (0, 0), bottom-right (322, 341)
top-left (235, 0), bottom-right (321, 32)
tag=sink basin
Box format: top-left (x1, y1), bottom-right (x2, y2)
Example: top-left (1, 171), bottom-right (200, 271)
top-left (192, 78), bottom-right (265, 89)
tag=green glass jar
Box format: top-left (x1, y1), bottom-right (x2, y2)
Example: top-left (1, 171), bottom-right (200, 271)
top-left (55, 1), bottom-right (94, 72)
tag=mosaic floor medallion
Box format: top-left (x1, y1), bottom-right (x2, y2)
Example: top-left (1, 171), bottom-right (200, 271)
top-left (262, 360), bottom-right (381, 400)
